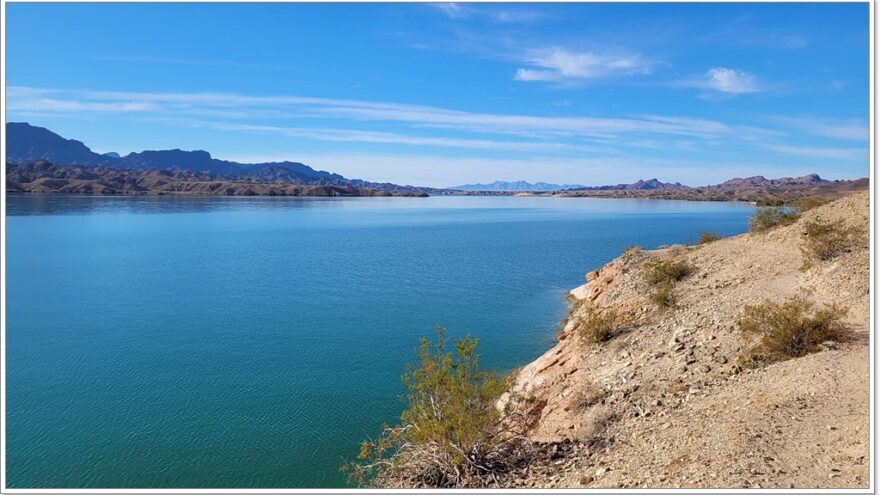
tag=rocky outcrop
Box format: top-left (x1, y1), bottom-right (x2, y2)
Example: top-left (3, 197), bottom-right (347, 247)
top-left (500, 191), bottom-right (870, 489)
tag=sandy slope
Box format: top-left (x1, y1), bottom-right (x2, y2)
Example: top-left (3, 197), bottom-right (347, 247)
top-left (500, 190), bottom-right (870, 489)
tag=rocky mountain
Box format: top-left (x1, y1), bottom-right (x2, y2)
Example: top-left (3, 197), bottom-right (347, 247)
top-left (449, 180), bottom-right (584, 192)
top-left (6, 122), bottom-right (438, 194)
top-left (6, 160), bottom-right (426, 197)
top-left (6, 122), bottom-right (108, 165)
top-left (569, 178), bottom-right (685, 191)
top-left (715, 174), bottom-right (828, 188)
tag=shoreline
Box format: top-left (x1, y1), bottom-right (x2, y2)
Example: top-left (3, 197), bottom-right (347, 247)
top-left (495, 190), bottom-right (870, 488)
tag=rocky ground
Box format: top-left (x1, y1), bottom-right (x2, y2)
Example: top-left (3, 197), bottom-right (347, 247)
top-left (498, 190), bottom-right (870, 489)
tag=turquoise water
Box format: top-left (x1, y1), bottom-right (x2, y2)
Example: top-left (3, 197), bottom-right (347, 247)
top-left (6, 194), bottom-right (753, 488)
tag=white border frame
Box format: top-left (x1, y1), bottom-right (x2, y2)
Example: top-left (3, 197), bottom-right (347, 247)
top-left (0, 1), bottom-right (875, 493)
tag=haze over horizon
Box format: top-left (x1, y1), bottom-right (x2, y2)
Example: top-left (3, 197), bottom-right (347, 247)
top-left (5, 3), bottom-right (869, 188)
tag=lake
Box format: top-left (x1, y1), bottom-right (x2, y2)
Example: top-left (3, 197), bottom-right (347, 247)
top-left (5, 194), bottom-right (753, 488)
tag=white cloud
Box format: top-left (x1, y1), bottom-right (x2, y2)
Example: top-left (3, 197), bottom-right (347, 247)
top-left (706, 68), bottom-right (758, 93)
top-left (769, 116), bottom-right (867, 141)
top-left (188, 121), bottom-right (597, 153)
top-left (514, 47), bottom-right (653, 83)
top-left (7, 86), bottom-right (738, 142)
top-left (693, 67), bottom-right (760, 94)
top-left (432, 3), bottom-right (462, 18)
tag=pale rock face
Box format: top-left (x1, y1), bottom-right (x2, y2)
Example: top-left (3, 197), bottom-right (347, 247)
top-left (500, 191), bottom-right (870, 489)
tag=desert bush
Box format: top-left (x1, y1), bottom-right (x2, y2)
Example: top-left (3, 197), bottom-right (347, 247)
top-left (345, 326), bottom-right (533, 488)
top-left (697, 231), bottom-right (723, 245)
top-left (755, 198), bottom-right (786, 207)
top-left (800, 218), bottom-right (864, 267)
top-left (790, 197), bottom-right (830, 212)
top-left (649, 281), bottom-right (676, 308)
top-left (748, 206), bottom-right (799, 233)
top-left (736, 296), bottom-right (847, 368)
top-left (574, 305), bottom-right (619, 343)
top-left (641, 257), bottom-right (691, 308)
top-left (641, 258), bottom-right (692, 285)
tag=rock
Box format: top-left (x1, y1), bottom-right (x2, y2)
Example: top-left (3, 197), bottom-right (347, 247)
top-left (580, 475), bottom-right (594, 485)
top-left (688, 386), bottom-right (703, 394)
top-left (596, 467), bottom-right (608, 477)
top-left (714, 355), bottom-right (728, 364)
top-left (699, 364), bottom-right (712, 373)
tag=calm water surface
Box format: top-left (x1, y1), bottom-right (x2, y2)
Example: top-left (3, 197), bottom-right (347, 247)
top-left (6, 194), bottom-right (753, 488)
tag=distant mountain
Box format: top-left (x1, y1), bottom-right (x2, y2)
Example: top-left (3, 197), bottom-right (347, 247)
top-left (449, 180), bottom-right (584, 192)
top-left (6, 160), bottom-right (427, 197)
top-left (6, 122), bottom-right (108, 165)
top-left (568, 178), bottom-right (685, 191)
top-left (715, 174), bottom-right (828, 189)
top-left (102, 152), bottom-right (121, 159)
top-left (5, 122), bottom-right (438, 194)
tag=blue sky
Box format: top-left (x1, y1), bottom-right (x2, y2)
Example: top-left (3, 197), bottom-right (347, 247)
top-left (5, 2), bottom-right (869, 187)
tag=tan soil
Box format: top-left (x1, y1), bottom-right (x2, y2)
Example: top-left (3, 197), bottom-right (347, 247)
top-left (499, 190), bottom-right (871, 489)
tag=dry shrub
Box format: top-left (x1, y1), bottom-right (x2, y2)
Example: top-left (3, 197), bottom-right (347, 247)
top-left (344, 326), bottom-right (534, 488)
top-left (571, 381), bottom-right (606, 410)
top-left (736, 296), bottom-right (847, 368)
top-left (641, 258), bottom-right (692, 285)
top-left (574, 305), bottom-right (619, 343)
top-left (650, 281), bottom-right (676, 308)
top-left (790, 197), bottom-right (830, 212)
top-left (800, 218), bottom-right (864, 268)
top-left (641, 257), bottom-right (692, 308)
top-left (749, 206), bottom-right (799, 233)
top-left (697, 231), bottom-right (723, 245)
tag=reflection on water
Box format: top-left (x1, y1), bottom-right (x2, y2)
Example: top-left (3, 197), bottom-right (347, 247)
top-left (5, 193), bottom-right (343, 216)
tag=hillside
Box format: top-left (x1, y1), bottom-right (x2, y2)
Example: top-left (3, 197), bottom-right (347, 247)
top-left (6, 161), bottom-right (427, 197)
top-left (5, 123), bottom-right (439, 195)
top-left (497, 191), bottom-right (870, 488)
top-left (548, 177), bottom-right (867, 202)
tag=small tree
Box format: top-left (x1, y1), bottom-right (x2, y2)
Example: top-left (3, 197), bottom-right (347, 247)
top-left (345, 327), bottom-right (531, 488)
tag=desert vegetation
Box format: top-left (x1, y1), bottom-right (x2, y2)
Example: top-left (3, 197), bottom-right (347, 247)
top-left (799, 218), bottom-right (864, 268)
top-left (696, 231), bottom-right (723, 245)
top-left (640, 257), bottom-right (693, 308)
top-left (345, 327), bottom-right (533, 488)
top-left (735, 295), bottom-right (848, 369)
top-left (573, 304), bottom-right (620, 344)
top-left (748, 206), bottom-right (800, 232)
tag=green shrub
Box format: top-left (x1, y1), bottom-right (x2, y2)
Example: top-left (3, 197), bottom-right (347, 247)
top-left (697, 231), bottom-right (723, 245)
top-left (748, 206), bottom-right (799, 233)
top-left (345, 326), bottom-right (530, 488)
top-left (800, 218), bottom-right (864, 267)
top-left (736, 296), bottom-right (847, 368)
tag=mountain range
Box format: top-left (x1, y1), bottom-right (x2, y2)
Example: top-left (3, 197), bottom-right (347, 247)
top-left (5, 122), bottom-right (864, 200)
top-left (449, 180), bottom-right (585, 192)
